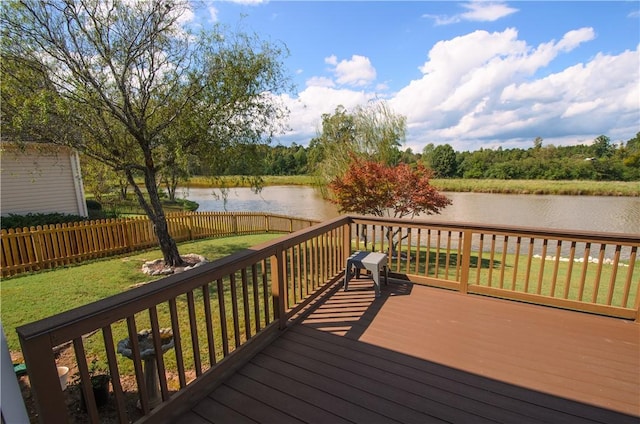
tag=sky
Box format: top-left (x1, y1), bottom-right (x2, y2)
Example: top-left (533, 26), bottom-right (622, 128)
top-left (190, 1), bottom-right (639, 153)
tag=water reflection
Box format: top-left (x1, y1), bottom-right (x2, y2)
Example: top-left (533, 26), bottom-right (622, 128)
top-left (177, 186), bottom-right (340, 221)
top-left (180, 186), bottom-right (640, 234)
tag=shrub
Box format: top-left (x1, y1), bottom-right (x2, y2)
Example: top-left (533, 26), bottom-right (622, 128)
top-left (0, 213), bottom-right (87, 230)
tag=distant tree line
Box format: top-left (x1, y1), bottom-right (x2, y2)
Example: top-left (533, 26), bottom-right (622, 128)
top-left (192, 133), bottom-right (639, 181)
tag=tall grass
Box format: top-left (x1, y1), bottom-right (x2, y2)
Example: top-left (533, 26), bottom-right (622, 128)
top-left (431, 178), bottom-right (640, 196)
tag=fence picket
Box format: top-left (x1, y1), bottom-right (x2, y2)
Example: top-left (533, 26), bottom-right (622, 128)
top-left (1, 212), bottom-right (316, 277)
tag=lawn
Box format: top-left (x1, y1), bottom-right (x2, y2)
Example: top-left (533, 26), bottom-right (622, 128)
top-left (0, 233), bottom-right (284, 353)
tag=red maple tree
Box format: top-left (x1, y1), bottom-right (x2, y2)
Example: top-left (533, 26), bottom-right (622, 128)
top-left (329, 156), bottom-right (451, 219)
top-left (329, 156), bottom-right (452, 254)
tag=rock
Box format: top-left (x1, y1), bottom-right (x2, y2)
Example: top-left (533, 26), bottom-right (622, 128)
top-left (141, 254), bottom-right (208, 276)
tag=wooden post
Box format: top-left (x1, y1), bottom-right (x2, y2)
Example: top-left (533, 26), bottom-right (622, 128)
top-left (343, 221), bottom-right (352, 264)
top-left (270, 248), bottom-right (287, 329)
top-left (18, 332), bottom-right (69, 422)
top-left (459, 230), bottom-right (472, 294)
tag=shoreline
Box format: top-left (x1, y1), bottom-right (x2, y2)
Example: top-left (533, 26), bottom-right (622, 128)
top-left (182, 176), bottom-right (640, 197)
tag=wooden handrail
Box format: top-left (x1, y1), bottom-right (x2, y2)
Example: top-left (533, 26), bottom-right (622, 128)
top-left (15, 215), bottom-right (639, 423)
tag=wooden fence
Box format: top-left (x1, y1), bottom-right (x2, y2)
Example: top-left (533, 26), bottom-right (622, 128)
top-left (0, 212), bottom-right (317, 277)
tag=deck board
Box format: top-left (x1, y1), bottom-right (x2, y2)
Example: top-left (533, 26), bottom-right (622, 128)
top-left (185, 279), bottom-right (640, 423)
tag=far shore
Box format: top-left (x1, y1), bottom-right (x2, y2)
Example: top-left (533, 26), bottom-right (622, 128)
top-left (183, 176), bottom-right (640, 197)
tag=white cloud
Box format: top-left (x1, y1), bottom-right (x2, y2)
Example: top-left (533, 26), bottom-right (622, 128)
top-left (279, 29), bottom-right (638, 151)
top-left (207, 5), bottom-right (218, 23)
top-left (326, 54), bottom-right (377, 87)
top-left (460, 1), bottom-right (519, 22)
top-left (424, 1), bottom-right (518, 26)
top-left (279, 87), bottom-right (375, 140)
top-left (227, 0), bottom-right (268, 4)
top-left (306, 76), bottom-right (335, 88)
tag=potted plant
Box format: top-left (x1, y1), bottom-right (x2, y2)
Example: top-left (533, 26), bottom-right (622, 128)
top-left (73, 358), bottom-right (110, 410)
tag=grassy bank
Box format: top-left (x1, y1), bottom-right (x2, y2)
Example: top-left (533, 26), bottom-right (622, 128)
top-left (182, 175), bottom-right (639, 196)
top-left (431, 178), bottom-right (640, 196)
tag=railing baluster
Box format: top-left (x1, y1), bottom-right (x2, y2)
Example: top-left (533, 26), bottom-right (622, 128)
top-left (262, 259), bottom-right (271, 326)
top-left (564, 241), bottom-right (577, 299)
top-left (487, 234), bottom-right (496, 286)
top-left (435, 230), bottom-right (441, 279)
top-left (524, 237), bottom-right (535, 293)
top-left (217, 278), bottom-right (230, 357)
top-left (475, 233), bottom-right (484, 283)
top-left (606, 245), bottom-right (622, 306)
top-left (591, 244), bottom-right (606, 303)
top-left (445, 231), bottom-right (452, 280)
top-left (102, 325), bottom-right (128, 423)
top-left (229, 273), bottom-right (241, 348)
top-left (498, 235), bottom-right (508, 289)
top-left (537, 239), bottom-right (549, 295)
top-left (578, 242), bottom-right (592, 301)
top-left (148, 307), bottom-right (170, 400)
top-left (202, 283), bottom-right (217, 366)
top-left (415, 228), bottom-right (422, 275)
top-left (302, 241), bottom-right (309, 298)
top-left (126, 316), bottom-right (150, 414)
top-left (252, 264), bottom-right (261, 333)
top-left (510, 236), bottom-right (521, 291)
top-left (241, 268), bottom-right (252, 339)
top-left (550, 240), bottom-right (562, 296)
top-left (622, 246), bottom-right (637, 309)
top-left (73, 338), bottom-right (100, 423)
top-left (168, 298), bottom-right (187, 388)
top-left (186, 291), bottom-right (202, 375)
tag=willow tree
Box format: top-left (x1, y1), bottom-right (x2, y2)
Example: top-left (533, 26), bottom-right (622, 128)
top-left (1, 0), bottom-right (291, 266)
top-left (309, 101), bottom-right (406, 193)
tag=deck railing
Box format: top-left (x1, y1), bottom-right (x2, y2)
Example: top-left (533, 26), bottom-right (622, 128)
top-left (0, 212), bottom-right (317, 276)
top-left (15, 216), bottom-right (639, 423)
top-left (352, 216), bottom-right (640, 319)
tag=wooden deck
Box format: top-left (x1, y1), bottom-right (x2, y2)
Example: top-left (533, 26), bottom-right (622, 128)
top-left (176, 278), bottom-right (639, 424)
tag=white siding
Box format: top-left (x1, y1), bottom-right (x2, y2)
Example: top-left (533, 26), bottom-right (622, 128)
top-left (0, 144), bottom-right (87, 217)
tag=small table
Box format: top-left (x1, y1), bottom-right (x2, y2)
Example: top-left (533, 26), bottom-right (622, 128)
top-left (344, 251), bottom-right (388, 297)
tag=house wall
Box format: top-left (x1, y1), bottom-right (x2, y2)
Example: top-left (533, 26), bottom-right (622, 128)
top-left (0, 143), bottom-right (88, 217)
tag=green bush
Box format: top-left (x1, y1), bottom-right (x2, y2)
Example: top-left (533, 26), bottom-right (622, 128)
top-left (1, 213), bottom-right (87, 230)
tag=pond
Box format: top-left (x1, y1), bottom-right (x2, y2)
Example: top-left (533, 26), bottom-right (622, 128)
top-left (179, 186), bottom-right (640, 234)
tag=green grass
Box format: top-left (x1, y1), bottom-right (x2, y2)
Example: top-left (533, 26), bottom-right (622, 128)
top-left (0, 233), bottom-right (284, 353)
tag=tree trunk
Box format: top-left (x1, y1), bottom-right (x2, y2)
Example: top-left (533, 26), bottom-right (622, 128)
top-left (152, 215), bottom-right (183, 267)
top-left (146, 172), bottom-right (184, 267)
top-left (126, 166), bottom-right (185, 268)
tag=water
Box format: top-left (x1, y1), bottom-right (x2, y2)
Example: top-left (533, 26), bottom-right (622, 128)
top-left (179, 186), bottom-right (640, 235)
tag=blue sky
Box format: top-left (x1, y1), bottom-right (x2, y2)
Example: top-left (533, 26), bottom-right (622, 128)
top-left (190, 1), bottom-right (639, 152)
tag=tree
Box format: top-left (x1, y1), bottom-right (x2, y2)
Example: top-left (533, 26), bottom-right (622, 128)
top-left (431, 144), bottom-right (458, 177)
top-left (329, 156), bottom-right (451, 251)
top-left (592, 135), bottom-right (614, 158)
top-left (310, 101), bottom-right (405, 192)
top-left (1, 0), bottom-right (291, 266)
top-left (533, 137), bottom-right (543, 150)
